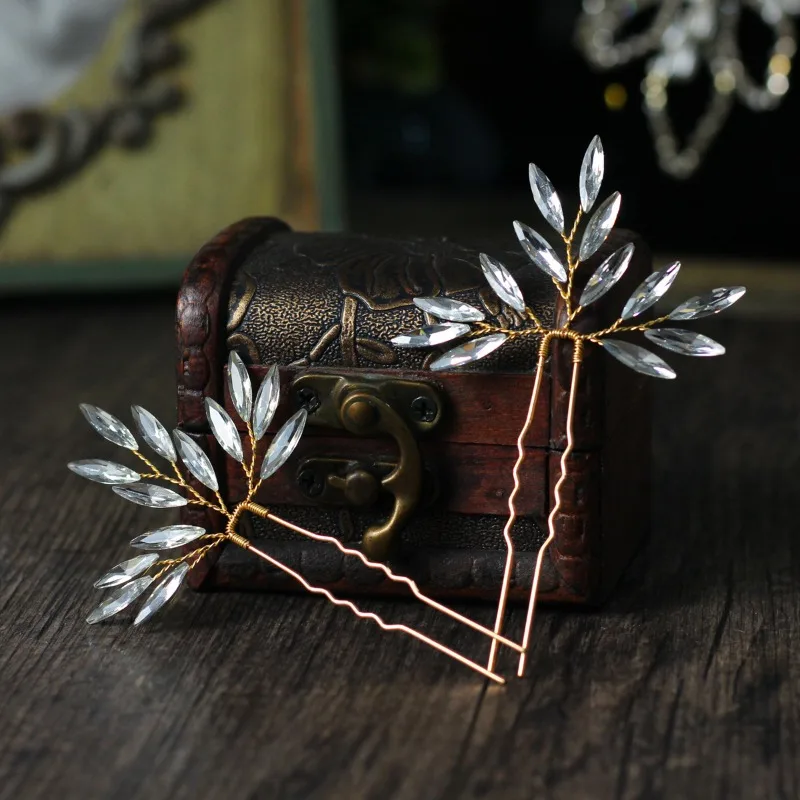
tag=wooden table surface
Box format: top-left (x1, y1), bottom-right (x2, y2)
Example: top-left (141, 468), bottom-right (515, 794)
top-left (1, 295), bottom-right (799, 800)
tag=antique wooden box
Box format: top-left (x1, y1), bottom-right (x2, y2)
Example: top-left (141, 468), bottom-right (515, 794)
top-left (176, 216), bottom-right (652, 605)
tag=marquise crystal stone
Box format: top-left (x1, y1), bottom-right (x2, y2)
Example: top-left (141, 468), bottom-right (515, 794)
top-left (86, 576), bottom-right (154, 624)
top-left (130, 524), bottom-right (206, 550)
top-left (134, 563), bottom-right (190, 626)
top-left (253, 364), bottom-right (280, 441)
top-left (260, 408), bottom-right (308, 481)
top-left (131, 406), bottom-right (176, 462)
top-left (112, 482), bottom-right (188, 508)
top-left (67, 459), bottom-right (140, 485)
top-left (578, 191), bottom-right (621, 262)
top-left (228, 352), bottom-right (253, 424)
top-left (668, 286), bottom-right (746, 321)
top-left (391, 323), bottom-right (470, 348)
top-left (94, 554), bottom-right (159, 589)
top-left (579, 135), bottom-right (604, 213)
top-left (578, 243), bottom-right (634, 308)
top-left (528, 163), bottom-right (564, 234)
top-left (205, 398), bottom-right (244, 463)
top-left (513, 221), bottom-right (568, 283)
top-left (430, 333), bottom-right (508, 371)
top-left (621, 261), bottom-right (681, 320)
top-left (173, 430), bottom-right (219, 492)
top-left (79, 404), bottom-right (137, 450)
top-left (600, 339), bottom-right (676, 379)
top-left (644, 328), bottom-right (726, 356)
top-left (412, 297), bottom-right (485, 323)
top-left (479, 253), bottom-right (526, 312)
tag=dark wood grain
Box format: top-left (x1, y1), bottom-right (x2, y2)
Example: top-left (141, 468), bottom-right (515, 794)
top-left (1, 297), bottom-right (798, 800)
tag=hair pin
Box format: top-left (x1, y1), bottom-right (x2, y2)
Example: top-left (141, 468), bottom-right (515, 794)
top-left (71, 352), bottom-right (526, 685)
top-left (391, 134), bottom-right (745, 677)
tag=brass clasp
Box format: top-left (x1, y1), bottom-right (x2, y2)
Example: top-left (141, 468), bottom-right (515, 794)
top-left (291, 372), bottom-right (442, 560)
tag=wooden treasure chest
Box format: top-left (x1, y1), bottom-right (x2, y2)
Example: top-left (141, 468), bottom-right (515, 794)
top-left (175, 216), bottom-right (652, 605)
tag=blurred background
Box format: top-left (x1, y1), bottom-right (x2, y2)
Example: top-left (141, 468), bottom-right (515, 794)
top-left (340, 0), bottom-right (799, 258)
top-left (0, 0), bottom-right (798, 295)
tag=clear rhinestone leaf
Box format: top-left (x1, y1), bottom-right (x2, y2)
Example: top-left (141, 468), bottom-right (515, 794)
top-left (578, 243), bottom-right (635, 308)
top-left (600, 339), bottom-right (676, 379)
top-left (578, 191), bottom-right (621, 262)
top-left (260, 409), bottom-right (308, 481)
top-left (112, 482), bottom-right (188, 508)
top-left (644, 328), bottom-right (726, 357)
top-left (94, 554), bottom-right (159, 589)
top-left (430, 333), bottom-right (508, 371)
top-left (479, 253), bottom-right (526, 312)
top-left (205, 398), bottom-right (243, 463)
top-left (228, 351), bottom-right (253, 425)
top-left (413, 297), bottom-right (485, 322)
top-left (513, 221), bottom-right (568, 283)
top-left (130, 524), bottom-right (206, 550)
top-left (579, 135), bottom-right (604, 213)
top-left (621, 261), bottom-right (681, 320)
top-left (133, 563), bottom-right (190, 626)
top-left (173, 430), bottom-right (219, 492)
top-left (79, 404), bottom-right (137, 450)
top-left (668, 286), bottom-right (746, 321)
top-left (86, 576), bottom-right (153, 624)
top-left (529, 163), bottom-right (564, 234)
top-left (67, 459), bottom-right (140, 485)
top-left (253, 364), bottom-right (281, 441)
top-left (391, 323), bottom-right (470, 348)
top-left (131, 406), bottom-right (176, 462)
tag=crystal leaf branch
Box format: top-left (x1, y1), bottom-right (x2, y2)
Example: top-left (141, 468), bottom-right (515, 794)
top-left (70, 351), bottom-right (523, 683)
top-left (392, 135), bottom-right (745, 381)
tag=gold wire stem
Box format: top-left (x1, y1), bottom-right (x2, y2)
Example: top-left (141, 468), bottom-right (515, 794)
top-left (485, 333), bottom-right (552, 672)
top-left (473, 322), bottom-right (544, 339)
top-left (588, 312), bottom-right (672, 341)
top-left (188, 496), bottom-right (228, 514)
top-left (214, 491), bottom-right (229, 516)
top-left (564, 209), bottom-right (583, 257)
top-left (148, 534), bottom-right (228, 582)
top-left (225, 531), bottom-right (505, 684)
top-left (562, 208), bottom-right (583, 316)
top-left (240, 502), bottom-right (524, 654)
top-left (133, 451), bottom-right (165, 478)
top-left (133, 451), bottom-right (228, 515)
top-left (516, 340), bottom-right (583, 678)
top-left (139, 471), bottom-right (191, 492)
top-left (245, 423), bottom-right (257, 494)
top-left (171, 461), bottom-right (228, 515)
top-left (553, 278), bottom-right (571, 306)
top-left (525, 307), bottom-right (546, 331)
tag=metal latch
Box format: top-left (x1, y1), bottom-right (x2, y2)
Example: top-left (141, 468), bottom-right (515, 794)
top-left (292, 373), bottom-right (443, 560)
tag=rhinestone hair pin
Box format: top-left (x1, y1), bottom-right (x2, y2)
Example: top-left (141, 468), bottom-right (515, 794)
top-left (71, 135), bottom-right (744, 683)
top-left (391, 134), bottom-right (745, 677)
top-left (70, 354), bottom-right (526, 684)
